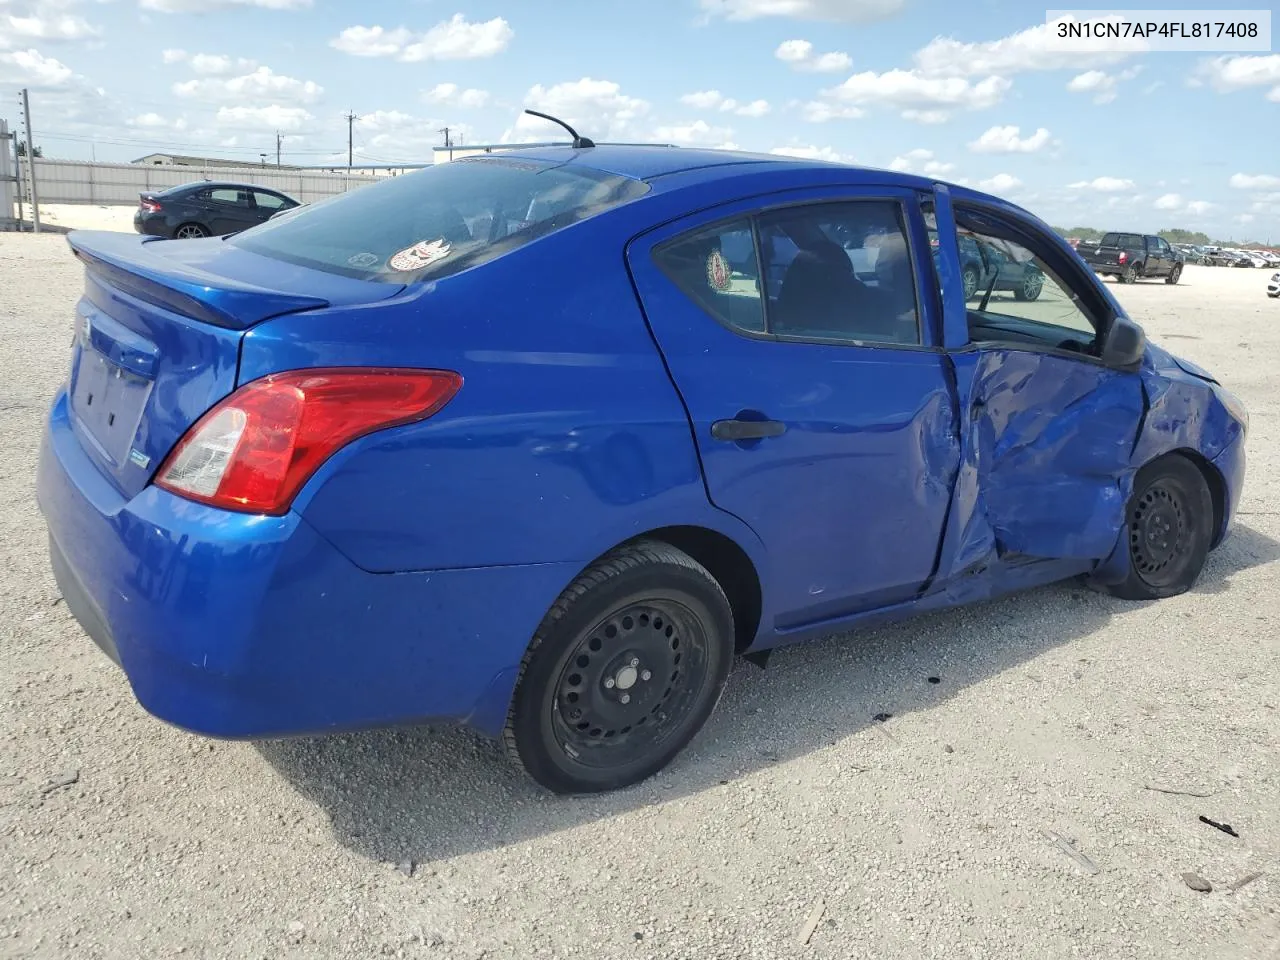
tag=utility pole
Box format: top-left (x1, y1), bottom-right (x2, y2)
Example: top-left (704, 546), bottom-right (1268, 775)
top-left (345, 110), bottom-right (358, 170)
top-left (276, 130), bottom-right (282, 167)
top-left (438, 126), bottom-right (453, 162)
top-left (20, 88), bottom-right (40, 233)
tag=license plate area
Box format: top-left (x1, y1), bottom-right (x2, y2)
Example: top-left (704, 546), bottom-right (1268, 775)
top-left (70, 348), bottom-right (153, 467)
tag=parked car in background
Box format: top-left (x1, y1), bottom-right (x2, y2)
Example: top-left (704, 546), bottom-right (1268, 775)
top-left (1268, 272), bottom-right (1280, 298)
top-left (957, 233), bottom-right (1046, 300)
top-left (40, 143), bottom-right (1248, 794)
top-left (1081, 232), bottom-right (1184, 284)
top-left (134, 181), bottom-right (301, 239)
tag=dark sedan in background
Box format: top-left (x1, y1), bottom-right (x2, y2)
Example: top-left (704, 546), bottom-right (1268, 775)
top-left (133, 181), bottom-right (301, 239)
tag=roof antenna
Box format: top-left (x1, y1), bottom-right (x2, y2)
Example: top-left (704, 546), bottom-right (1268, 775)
top-left (523, 109), bottom-right (595, 149)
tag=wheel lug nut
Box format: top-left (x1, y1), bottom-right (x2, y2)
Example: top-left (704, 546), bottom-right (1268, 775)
top-left (640, 670), bottom-right (651, 681)
top-left (604, 678), bottom-right (615, 689)
top-left (620, 694), bottom-right (630, 704)
top-left (569, 708), bottom-right (582, 720)
top-left (630, 658), bottom-right (640, 668)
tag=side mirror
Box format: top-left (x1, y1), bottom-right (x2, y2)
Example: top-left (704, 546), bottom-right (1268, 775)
top-left (1100, 313), bottom-right (1146, 369)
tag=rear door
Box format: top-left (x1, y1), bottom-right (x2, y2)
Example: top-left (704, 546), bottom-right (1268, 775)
top-left (627, 187), bottom-right (960, 628)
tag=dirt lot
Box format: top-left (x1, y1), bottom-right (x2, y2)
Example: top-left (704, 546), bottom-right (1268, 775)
top-left (1, 234), bottom-right (1277, 960)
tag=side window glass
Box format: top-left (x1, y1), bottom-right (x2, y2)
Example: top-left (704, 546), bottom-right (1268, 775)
top-left (653, 219), bottom-right (765, 334)
top-left (254, 191), bottom-right (289, 211)
top-left (210, 188), bottom-right (248, 206)
top-left (956, 216), bottom-right (1099, 349)
top-left (758, 201), bottom-right (919, 345)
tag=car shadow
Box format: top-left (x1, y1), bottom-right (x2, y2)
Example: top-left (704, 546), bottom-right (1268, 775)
top-left (257, 522), bottom-right (1279, 866)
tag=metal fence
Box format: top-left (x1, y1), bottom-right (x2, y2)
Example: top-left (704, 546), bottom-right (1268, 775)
top-left (21, 158), bottom-right (383, 206)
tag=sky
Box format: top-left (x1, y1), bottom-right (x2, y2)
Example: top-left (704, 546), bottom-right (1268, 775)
top-left (1, 0), bottom-right (1278, 241)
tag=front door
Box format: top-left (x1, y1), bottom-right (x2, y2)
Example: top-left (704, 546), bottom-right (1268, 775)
top-left (930, 197), bottom-right (1145, 576)
top-left (627, 188), bottom-right (959, 629)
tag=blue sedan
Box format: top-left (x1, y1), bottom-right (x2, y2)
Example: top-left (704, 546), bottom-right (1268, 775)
top-left (37, 140), bottom-right (1247, 794)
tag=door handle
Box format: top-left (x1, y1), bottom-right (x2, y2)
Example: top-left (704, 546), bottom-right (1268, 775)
top-left (711, 418), bottom-right (786, 442)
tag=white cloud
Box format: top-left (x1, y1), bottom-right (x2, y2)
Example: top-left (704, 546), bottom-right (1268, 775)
top-left (1068, 176), bottom-right (1136, 192)
top-left (513, 77), bottom-right (650, 141)
top-left (1185, 200), bottom-right (1213, 215)
top-left (978, 173), bottom-right (1022, 193)
top-left (817, 70), bottom-right (1009, 122)
top-left (769, 144), bottom-right (851, 162)
top-left (700, 0), bottom-right (904, 22)
top-left (331, 15), bottom-right (512, 61)
top-left (4, 14), bottom-right (100, 42)
top-left (173, 66), bottom-right (322, 103)
top-left (127, 112), bottom-right (171, 129)
top-left (1235, 214), bottom-right (1255, 224)
top-left (967, 125), bottom-right (1051, 154)
top-left (0, 47), bottom-right (74, 87)
top-left (1154, 193), bottom-right (1183, 210)
top-left (679, 90), bottom-right (770, 116)
top-left (888, 147), bottom-right (954, 176)
top-left (1066, 66), bottom-right (1141, 104)
top-left (162, 48), bottom-right (188, 63)
top-left (189, 53), bottom-right (256, 76)
top-left (1195, 54), bottom-right (1280, 101)
top-left (774, 39), bottom-right (851, 73)
top-left (215, 104), bottom-right (312, 130)
top-left (915, 15), bottom-right (1144, 78)
top-left (799, 100), bottom-right (864, 121)
top-left (652, 119), bottom-right (736, 147)
top-left (1229, 173), bottom-right (1280, 190)
top-left (901, 108), bottom-right (949, 124)
top-left (142, 0), bottom-right (312, 10)
top-left (424, 82), bottom-right (490, 109)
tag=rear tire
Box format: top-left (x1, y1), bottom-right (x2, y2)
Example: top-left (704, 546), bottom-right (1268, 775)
top-left (1098, 455), bottom-right (1214, 601)
top-left (1165, 264), bottom-right (1183, 285)
top-left (961, 265), bottom-right (979, 300)
top-left (173, 223), bottom-right (209, 239)
top-left (503, 540), bottom-right (734, 794)
top-left (1121, 263), bottom-right (1141, 284)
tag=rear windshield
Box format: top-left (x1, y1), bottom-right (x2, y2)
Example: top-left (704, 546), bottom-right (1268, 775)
top-left (1100, 232), bottom-right (1141, 248)
top-left (228, 157), bottom-right (650, 283)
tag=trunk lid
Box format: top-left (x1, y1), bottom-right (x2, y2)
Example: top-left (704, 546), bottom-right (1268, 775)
top-left (64, 231), bottom-right (406, 499)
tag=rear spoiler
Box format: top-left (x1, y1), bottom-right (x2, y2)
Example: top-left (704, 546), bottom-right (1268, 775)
top-left (66, 231), bottom-right (331, 330)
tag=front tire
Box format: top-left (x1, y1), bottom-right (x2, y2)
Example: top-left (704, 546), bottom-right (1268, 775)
top-left (1100, 455), bottom-right (1214, 601)
top-left (961, 265), bottom-right (979, 300)
top-left (1165, 264), bottom-right (1183, 285)
top-left (504, 541), bottom-right (734, 794)
top-left (1014, 271), bottom-right (1044, 301)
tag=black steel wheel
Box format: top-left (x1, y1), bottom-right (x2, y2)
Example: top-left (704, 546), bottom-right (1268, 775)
top-left (504, 541), bottom-right (733, 794)
top-left (174, 223), bottom-right (209, 239)
top-left (961, 265), bottom-right (979, 300)
top-left (1165, 264), bottom-right (1183, 285)
top-left (1100, 455), bottom-right (1214, 600)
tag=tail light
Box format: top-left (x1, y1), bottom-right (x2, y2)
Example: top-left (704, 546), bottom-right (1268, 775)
top-left (154, 368), bottom-right (462, 515)
top-left (1117, 251), bottom-right (1128, 264)
top-left (140, 198), bottom-right (162, 214)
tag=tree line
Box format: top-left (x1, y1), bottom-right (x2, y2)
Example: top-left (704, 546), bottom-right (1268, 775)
top-left (1052, 225), bottom-right (1269, 248)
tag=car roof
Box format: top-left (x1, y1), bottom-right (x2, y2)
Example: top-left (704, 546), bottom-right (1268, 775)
top-left (490, 144), bottom-right (940, 192)
top-left (165, 181), bottom-right (282, 193)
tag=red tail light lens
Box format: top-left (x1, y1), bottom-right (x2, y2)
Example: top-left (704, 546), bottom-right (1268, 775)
top-left (154, 368), bottom-right (462, 514)
top-left (140, 199), bottom-right (162, 214)
top-left (1117, 251), bottom-right (1128, 264)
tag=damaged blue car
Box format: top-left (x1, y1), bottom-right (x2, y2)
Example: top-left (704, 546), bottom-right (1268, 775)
top-left (37, 133), bottom-right (1247, 794)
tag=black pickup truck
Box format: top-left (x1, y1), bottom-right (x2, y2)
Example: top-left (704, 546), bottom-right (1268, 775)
top-left (1080, 232), bottom-right (1185, 285)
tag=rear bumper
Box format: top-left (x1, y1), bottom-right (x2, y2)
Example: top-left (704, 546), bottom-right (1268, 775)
top-left (37, 389), bottom-right (576, 739)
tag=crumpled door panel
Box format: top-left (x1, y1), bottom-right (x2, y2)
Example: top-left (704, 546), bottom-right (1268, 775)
top-left (941, 349), bottom-right (1145, 573)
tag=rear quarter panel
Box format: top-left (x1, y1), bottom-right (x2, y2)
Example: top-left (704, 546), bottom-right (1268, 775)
top-left (240, 209), bottom-right (752, 574)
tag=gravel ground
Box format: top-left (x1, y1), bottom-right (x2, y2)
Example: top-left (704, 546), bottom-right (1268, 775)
top-left (1, 234), bottom-right (1277, 960)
